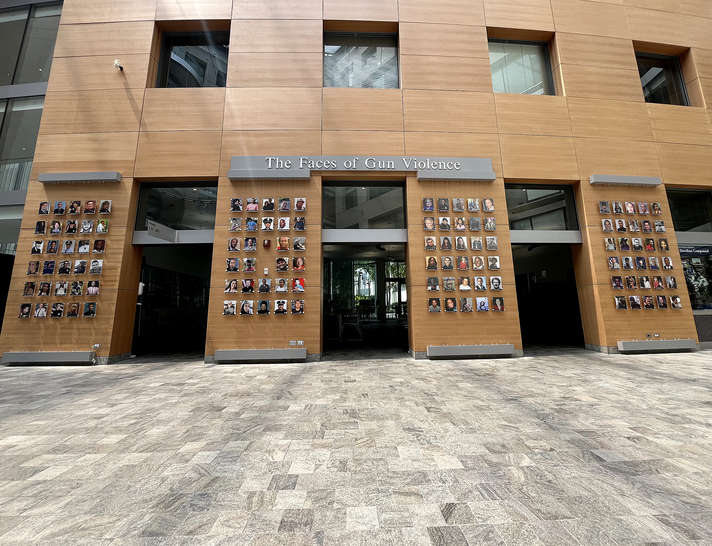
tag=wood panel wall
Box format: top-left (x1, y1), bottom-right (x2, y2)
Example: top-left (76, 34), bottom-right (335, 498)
top-left (1, 0), bottom-right (711, 358)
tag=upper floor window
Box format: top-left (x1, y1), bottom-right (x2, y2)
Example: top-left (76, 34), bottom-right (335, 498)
top-left (489, 40), bottom-right (554, 95)
top-left (157, 31), bottom-right (229, 88)
top-left (636, 52), bottom-right (689, 106)
top-left (0, 97), bottom-right (44, 192)
top-left (324, 32), bottom-right (398, 89)
top-left (0, 3), bottom-right (62, 87)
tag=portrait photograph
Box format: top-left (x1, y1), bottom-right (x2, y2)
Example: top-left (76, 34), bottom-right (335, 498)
top-left (262, 198), bottom-right (275, 211)
top-left (442, 277), bottom-right (455, 291)
top-left (458, 277), bottom-right (471, 291)
top-left (643, 295), bottom-right (655, 309)
top-left (293, 237), bottom-right (305, 251)
top-left (628, 219), bottom-right (639, 232)
top-left (488, 256), bottom-right (500, 270)
top-left (422, 198), bottom-right (435, 211)
top-left (89, 259), bottom-right (103, 274)
top-left (83, 200), bottom-right (96, 214)
top-left (80, 220), bottom-right (94, 234)
top-left (274, 300), bottom-right (288, 314)
top-left (292, 299), bottom-right (304, 314)
top-left (476, 297), bottom-right (489, 312)
top-left (612, 201), bottom-right (624, 214)
top-left (625, 276), bottom-right (638, 289)
top-left (625, 201), bottom-right (636, 214)
top-left (455, 236), bottom-right (468, 251)
top-left (482, 198), bottom-right (495, 212)
top-left (293, 217), bottom-right (306, 231)
top-left (615, 296), bottom-right (628, 310)
top-left (230, 198), bottom-right (243, 212)
top-left (622, 256), bottom-right (634, 270)
top-left (278, 197), bottom-right (290, 211)
top-left (245, 217), bottom-right (258, 231)
top-left (472, 256), bottom-right (485, 271)
top-left (614, 219), bottom-right (626, 232)
top-left (35, 221), bottom-right (46, 234)
top-left (666, 276), bottom-right (677, 289)
top-left (258, 278), bottom-right (271, 293)
top-left (292, 256), bottom-right (306, 271)
top-left (654, 220), bottom-right (666, 233)
top-left (437, 198), bottom-right (449, 212)
top-left (38, 201), bottom-right (49, 215)
top-left (240, 300), bottom-right (254, 315)
top-left (460, 297), bottom-right (473, 312)
top-left (444, 297), bottom-right (457, 312)
top-left (602, 219), bottom-right (613, 232)
top-left (294, 198), bottom-right (307, 211)
top-left (492, 297), bottom-right (505, 311)
top-left (490, 276), bottom-right (502, 290)
top-left (629, 295), bottom-right (642, 309)
top-left (611, 276), bottom-right (624, 289)
top-left (471, 236), bottom-right (483, 250)
top-left (276, 257), bottom-right (289, 272)
top-left (61, 240), bottom-right (75, 254)
top-left (77, 239), bottom-right (90, 253)
top-left (619, 237), bottom-right (630, 251)
top-left (599, 201), bottom-right (610, 214)
top-left (423, 216), bottom-right (436, 231)
top-left (96, 219), bottom-right (109, 233)
top-left (276, 236), bottom-right (290, 251)
top-left (49, 220), bottom-right (62, 235)
top-left (467, 198), bottom-right (479, 212)
top-left (261, 217), bottom-right (274, 231)
top-left (292, 278), bottom-right (305, 292)
top-left (55, 281), bottom-right (68, 296)
top-left (46, 240), bottom-right (59, 254)
top-left (38, 282), bottom-right (51, 296)
top-left (637, 202), bottom-right (649, 214)
top-left (277, 217), bottom-right (290, 231)
top-left (486, 236), bottom-right (498, 251)
top-left (243, 258), bottom-right (256, 272)
top-left (652, 276), bottom-right (664, 289)
top-left (651, 202), bottom-right (662, 215)
top-left (98, 200), bottom-right (112, 214)
top-left (27, 261), bottom-right (39, 275)
top-left (438, 217), bottom-right (451, 230)
top-left (226, 258), bottom-right (239, 272)
top-left (441, 256), bottom-right (454, 270)
top-left (662, 257), bottom-right (673, 270)
top-left (257, 300), bottom-right (270, 315)
top-left (23, 282), bottom-right (36, 297)
top-left (474, 276), bottom-right (486, 291)
top-left (440, 236), bottom-right (453, 250)
top-left (227, 237), bottom-right (240, 252)
top-left (68, 200), bottom-right (81, 214)
top-left (670, 295), bottom-right (682, 309)
top-left (19, 303), bottom-right (31, 318)
top-left (64, 220), bottom-right (76, 234)
top-left (228, 217), bottom-right (241, 231)
top-left (427, 277), bottom-right (439, 291)
top-left (639, 276), bottom-right (651, 289)
top-left (428, 298), bottom-right (441, 312)
top-left (224, 279), bottom-right (239, 293)
top-left (70, 281), bottom-right (83, 296)
top-left (241, 279), bottom-right (254, 293)
top-left (245, 198), bottom-right (259, 211)
top-left (453, 217), bottom-right (467, 231)
top-left (424, 236), bottom-right (437, 250)
top-left (641, 220), bottom-right (653, 233)
top-left (43, 261), bottom-right (55, 275)
top-left (649, 256), bottom-right (660, 270)
top-left (65, 302), bottom-right (80, 317)
top-left (92, 240), bottom-right (105, 254)
top-left (457, 256), bottom-right (469, 270)
top-left (275, 278), bottom-right (289, 292)
top-left (223, 300), bottom-right (237, 315)
top-left (605, 238), bottom-right (616, 251)
top-left (635, 256), bottom-right (647, 270)
top-left (484, 217), bottom-right (496, 231)
top-left (656, 295), bottom-right (668, 309)
top-left (31, 240), bottom-right (44, 255)
top-left (244, 237), bottom-right (257, 251)
top-left (644, 238), bottom-right (655, 251)
top-left (608, 256), bottom-right (621, 270)
top-left (469, 217), bottom-right (481, 231)
top-left (50, 303), bottom-right (64, 318)
top-left (58, 261), bottom-right (71, 277)
top-left (34, 302), bottom-right (47, 318)
top-left (452, 198), bottom-right (465, 212)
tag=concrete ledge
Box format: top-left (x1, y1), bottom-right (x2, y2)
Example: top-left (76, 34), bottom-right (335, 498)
top-left (213, 348), bottom-right (308, 363)
top-left (38, 171), bottom-right (122, 184)
top-left (617, 340), bottom-right (697, 353)
top-left (589, 174), bottom-right (661, 187)
top-left (3, 351), bottom-right (96, 364)
top-left (427, 344), bottom-right (516, 358)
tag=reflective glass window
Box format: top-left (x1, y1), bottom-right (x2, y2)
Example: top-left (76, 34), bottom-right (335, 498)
top-left (681, 248), bottom-right (712, 310)
top-left (323, 186), bottom-right (405, 229)
top-left (668, 189), bottom-right (712, 232)
top-left (505, 185), bottom-right (578, 230)
top-left (136, 185), bottom-right (218, 231)
top-left (324, 33), bottom-right (398, 89)
top-left (157, 32), bottom-right (229, 88)
top-left (14, 4), bottom-right (62, 85)
top-left (489, 40), bottom-right (553, 95)
top-left (637, 52), bottom-right (689, 106)
top-left (0, 8), bottom-right (29, 87)
top-left (0, 97), bottom-right (44, 192)
top-left (0, 205), bottom-right (23, 255)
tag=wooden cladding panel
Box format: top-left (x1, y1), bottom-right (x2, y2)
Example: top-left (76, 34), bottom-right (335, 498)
top-left (494, 94), bottom-right (572, 137)
top-left (155, 0), bottom-right (233, 20)
top-left (227, 53), bottom-right (323, 88)
top-left (400, 23), bottom-right (489, 59)
top-left (323, 89), bottom-right (404, 132)
top-left (141, 88), bottom-right (226, 132)
top-left (500, 135), bottom-right (579, 180)
top-left (656, 142), bottom-right (712, 186)
top-left (223, 88), bottom-right (322, 131)
top-left (60, 0), bottom-right (157, 24)
top-left (404, 132), bottom-right (503, 177)
top-left (54, 22), bottom-right (155, 58)
top-left (691, 48), bottom-right (712, 81)
top-left (646, 104), bottom-right (712, 146)
top-left (625, 7), bottom-right (712, 50)
top-left (219, 132), bottom-right (322, 171)
top-left (401, 55), bottom-right (493, 92)
top-left (230, 20), bottom-right (323, 53)
top-left (135, 131), bottom-right (222, 178)
top-left (483, 0), bottom-right (555, 32)
top-left (567, 98), bottom-right (653, 141)
top-left (551, 0), bottom-right (631, 39)
top-left (559, 64), bottom-right (644, 102)
top-left (398, 0), bottom-right (485, 25)
top-left (574, 138), bottom-right (662, 180)
top-left (47, 55), bottom-right (151, 93)
top-left (322, 132), bottom-right (405, 156)
top-left (232, 0), bottom-right (322, 19)
top-left (554, 33), bottom-right (637, 71)
top-left (404, 91), bottom-right (497, 134)
top-left (323, 0), bottom-right (398, 22)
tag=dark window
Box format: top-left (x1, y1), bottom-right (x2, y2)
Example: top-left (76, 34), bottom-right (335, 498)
top-left (0, 8), bottom-right (29, 87)
top-left (324, 32), bottom-right (398, 89)
top-left (489, 40), bottom-right (554, 95)
top-left (636, 52), bottom-right (689, 106)
top-left (668, 189), bottom-right (712, 232)
top-left (323, 185), bottom-right (405, 229)
top-left (157, 32), bottom-right (229, 88)
top-left (14, 4), bottom-right (62, 85)
top-left (505, 184), bottom-right (578, 230)
top-left (0, 97), bottom-right (44, 192)
top-left (136, 184), bottom-right (218, 231)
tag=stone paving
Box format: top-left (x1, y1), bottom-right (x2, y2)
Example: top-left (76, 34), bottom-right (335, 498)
top-left (0, 347), bottom-right (710, 545)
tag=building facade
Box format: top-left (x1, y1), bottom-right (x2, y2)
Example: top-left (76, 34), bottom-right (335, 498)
top-left (0, 0), bottom-right (711, 363)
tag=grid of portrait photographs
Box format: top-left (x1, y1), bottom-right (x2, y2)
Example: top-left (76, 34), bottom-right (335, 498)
top-left (600, 199), bottom-right (681, 310)
top-left (224, 197), bottom-right (307, 316)
top-left (23, 199), bottom-right (111, 318)
top-left (423, 197), bottom-right (503, 313)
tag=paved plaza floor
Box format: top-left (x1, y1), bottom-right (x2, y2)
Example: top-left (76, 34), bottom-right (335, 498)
top-left (0, 347), bottom-right (710, 545)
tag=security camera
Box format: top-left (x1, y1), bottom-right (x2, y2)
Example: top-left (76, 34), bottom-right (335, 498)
top-left (114, 59), bottom-right (123, 71)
